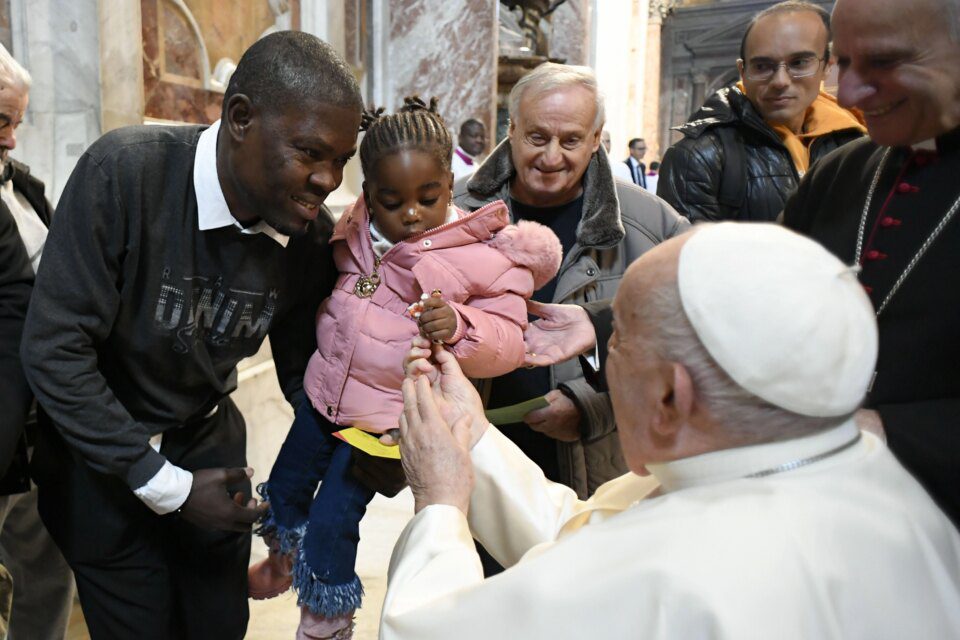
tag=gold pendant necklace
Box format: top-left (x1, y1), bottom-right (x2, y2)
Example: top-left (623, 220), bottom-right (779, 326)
top-left (354, 256), bottom-right (381, 298)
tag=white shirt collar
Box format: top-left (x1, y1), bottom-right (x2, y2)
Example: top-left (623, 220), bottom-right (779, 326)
top-left (193, 119), bottom-right (289, 247)
top-left (911, 138), bottom-right (938, 152)
top-left (627, 156), bottom-right (642, 168)
top-left (647, 419), bottom-right (863, 493)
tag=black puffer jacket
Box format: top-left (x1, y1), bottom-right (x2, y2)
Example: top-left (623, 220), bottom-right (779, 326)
top-left (658, 86), bottom-right (863, 223)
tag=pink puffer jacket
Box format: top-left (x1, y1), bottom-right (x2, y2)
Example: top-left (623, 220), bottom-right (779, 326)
top-left (303, 197), bottom-right (562, 433)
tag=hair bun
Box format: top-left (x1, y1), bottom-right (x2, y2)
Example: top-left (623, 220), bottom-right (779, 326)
top-left (359, 105), bottom-right (385, 132)
top-left (399, 95), bottom-right (442, 121)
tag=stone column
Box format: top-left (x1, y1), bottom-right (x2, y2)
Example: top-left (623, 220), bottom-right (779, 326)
top-left (643, 0), bottom-right (672, 162)
top-left (550, 0), bottom-right (590, 65)
top-left (593, 0), bottom-right (647, 160)
top-left (9, 0), bottom-right (102, 204)
top-left (98, 0), bottom-right (143, 133)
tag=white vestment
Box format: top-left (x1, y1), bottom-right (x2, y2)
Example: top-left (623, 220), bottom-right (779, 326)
top-left (610, 158), bottom-right (633, 184)
top-left (451, 147), bottom-right (478, 181)
top-left (381, 420), bottom-right (960, 639)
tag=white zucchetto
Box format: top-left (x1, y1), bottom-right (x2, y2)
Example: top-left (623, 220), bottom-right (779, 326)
top-left (677, 223), bottom-right (878, 417)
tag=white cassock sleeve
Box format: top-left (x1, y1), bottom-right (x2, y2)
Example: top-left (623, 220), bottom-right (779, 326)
top-left (380, 427), bottom-right (660, 639)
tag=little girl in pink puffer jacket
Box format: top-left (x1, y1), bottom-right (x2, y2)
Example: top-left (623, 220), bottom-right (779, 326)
top-left (252, 98), bottom-right (561, 639)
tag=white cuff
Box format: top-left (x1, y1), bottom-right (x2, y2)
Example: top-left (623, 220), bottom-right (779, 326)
top-left (583, 345), bottom-right (599, 370)
top-left (133, 461), bottom-right (194, 515)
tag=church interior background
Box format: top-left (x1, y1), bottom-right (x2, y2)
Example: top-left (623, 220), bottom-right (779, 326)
top-left (0, 0), bottom-right (833, 637)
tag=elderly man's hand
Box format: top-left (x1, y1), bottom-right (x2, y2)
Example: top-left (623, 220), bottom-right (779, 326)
top-left (523, 389), bottom-right (582, 442)
top-left (382, 336), bottom-right (488, 449)
top-left (523, 301), bottom-right (596, 367)
top-left (399, 375), bottom-right (475, 515)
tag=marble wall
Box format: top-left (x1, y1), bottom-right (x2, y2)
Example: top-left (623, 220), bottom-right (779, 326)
top-left (142, 0), bottom-right (299, 124)
top-left (0, 0), bottom-right (10, 52)
top-left (549, 0), bottom-right (590, 65)
top-left (593, 0), bottom-right (648, 160)
top-left (7, 0), bottom-right (102, 205)
top-left (382, 0), bottom-right (498, 155)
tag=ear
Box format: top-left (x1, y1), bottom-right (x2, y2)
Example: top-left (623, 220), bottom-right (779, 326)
top-left (589, 126), bottom-right (603, 154)
top-left (648, 361), bottom-right (685, 441)
top-left (737, 59), bottom-right (746, 83)
top-left (224, 94), bottom-right (256, 142)
top-left (508, 118), bottom-right (516, 138)
top-left (670, 362), bottom-right (695, 425)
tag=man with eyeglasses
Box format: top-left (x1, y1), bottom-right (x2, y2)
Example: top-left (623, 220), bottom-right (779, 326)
top-left (658, 1), bottom-right (865, 223)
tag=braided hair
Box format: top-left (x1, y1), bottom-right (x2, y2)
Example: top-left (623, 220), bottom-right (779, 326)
top-left (359, 96), bottom-right (454, 179)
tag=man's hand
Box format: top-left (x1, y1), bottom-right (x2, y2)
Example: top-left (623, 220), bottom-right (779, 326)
top-left (417, 295), bottom-right (458, 343)
top-left (523, 301), bottom-right (596, 367)
top-left (523, 389), bottom-right (582, 442)
top-left (178, 467), bottom-right (268, 532)
top-left (381, 336), bottom-right (488, 449)
top-left (854, 408), bottom-right (886, 443)
top-left (399, 375), bottom-right (475, 515)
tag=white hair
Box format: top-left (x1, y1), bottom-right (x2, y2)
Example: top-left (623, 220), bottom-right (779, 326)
top-left (508, 62), bottom-right (605, 132)
top-left (0, 43), bottom-right (31, 92)
top-left (947, 0), bottom-right (960, 42)
top-left (636, 268), bottom-right (854, 445)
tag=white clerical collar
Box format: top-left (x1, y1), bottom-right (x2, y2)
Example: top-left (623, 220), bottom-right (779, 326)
top-left (911, 138), bottom-right (937, 152)
top-left (647, 419), bottom-right (863, 493)
top-left (193, 119), bottom-right (289, 247)
top-left (454, 146), bottom-right (475, 164)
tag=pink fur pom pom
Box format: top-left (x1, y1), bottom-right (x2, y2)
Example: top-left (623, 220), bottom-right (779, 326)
top-left (488, 220), bottom-right (563, 290)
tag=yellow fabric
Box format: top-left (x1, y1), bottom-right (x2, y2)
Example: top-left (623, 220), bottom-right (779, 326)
top-left (737, 82), bottom-right (866, 174)
top-left (333, 428), bottom-right (401, 459)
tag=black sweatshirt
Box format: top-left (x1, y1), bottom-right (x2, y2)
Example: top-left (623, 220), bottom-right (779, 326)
top-left (21, 125), bottom-right (335, 490)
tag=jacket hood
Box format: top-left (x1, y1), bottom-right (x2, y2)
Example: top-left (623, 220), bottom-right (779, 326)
top-left (335, 196), bottom-right (510, 250)
top-left (459, 139), bottom-right (625, 249)
top-left (673, 86), bottom-right (752, 138)
top-left (335, 196), bottom-right (562, 288)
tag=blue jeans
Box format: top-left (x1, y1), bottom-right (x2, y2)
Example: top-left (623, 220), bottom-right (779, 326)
top-left (258, 402), bottom-right (375, 617)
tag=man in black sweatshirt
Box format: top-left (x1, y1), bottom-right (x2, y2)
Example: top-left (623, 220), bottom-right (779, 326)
top-left (20, 32), bottom-right (361, 639)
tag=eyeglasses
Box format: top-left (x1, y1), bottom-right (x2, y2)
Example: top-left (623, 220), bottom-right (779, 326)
top-left (742, 56), bottom-right (826, 82)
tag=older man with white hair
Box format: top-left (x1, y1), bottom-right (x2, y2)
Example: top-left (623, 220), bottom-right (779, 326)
top-left (380, 223), bottom-right (960, 639)
top-left (454, 62), bottom-right (687, 519)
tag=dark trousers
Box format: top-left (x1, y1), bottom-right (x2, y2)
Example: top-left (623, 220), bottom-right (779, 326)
top-left (31, 399), bottom-right (251, 640)
top-left (261, 402), bottom-right (375, 616)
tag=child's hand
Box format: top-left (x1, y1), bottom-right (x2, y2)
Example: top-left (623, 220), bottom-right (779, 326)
top-left (413, 291), bottom-right (458, 343)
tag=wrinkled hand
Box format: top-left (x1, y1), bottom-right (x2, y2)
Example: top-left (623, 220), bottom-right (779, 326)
top-left (855, 408), bottom-right (885, 443)
top-left (178, 467), bottom-right (268, 532)
top-left (523, 389), bottom-right (582, 442)
top-left (523, 301), bottom-right (596, 367)
top-left (416, 293), bottom-right (458, 343)
top-left (381, 336), bottom-right (488, 449)
top-left (399, 375), bottom-right (475, 515)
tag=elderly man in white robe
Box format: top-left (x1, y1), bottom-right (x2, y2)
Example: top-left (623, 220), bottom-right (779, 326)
top-left (379, 223), bottom-right (960, 639)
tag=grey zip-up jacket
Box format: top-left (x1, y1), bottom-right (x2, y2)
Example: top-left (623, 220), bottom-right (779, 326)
top-left (455, 140), bottom-right (689, 497)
